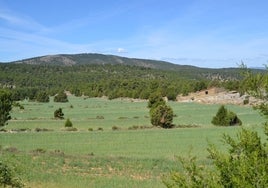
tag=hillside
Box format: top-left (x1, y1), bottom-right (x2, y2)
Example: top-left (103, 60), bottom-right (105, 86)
top-left (11, 53), bottom-right (249, 80)
top-left (0, 53), bottom-right (263, 101)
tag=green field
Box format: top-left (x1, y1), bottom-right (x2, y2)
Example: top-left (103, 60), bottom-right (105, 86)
top-left (0, 96), bottom-right (266, 187)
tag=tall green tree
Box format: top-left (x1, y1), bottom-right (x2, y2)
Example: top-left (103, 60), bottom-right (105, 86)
top-left (148, 93), bottom-right (174, 128)
top-left (150, 104), bottom-right (174, 128)
top-left (0, 91), bottom-right (12, 127)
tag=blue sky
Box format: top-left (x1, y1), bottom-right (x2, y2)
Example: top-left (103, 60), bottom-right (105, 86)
top-left (0, 0), bottom-right (267, 68)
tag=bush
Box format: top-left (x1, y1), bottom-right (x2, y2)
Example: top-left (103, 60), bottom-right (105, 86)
top-left (0, 91), bottom-right (12, 127)
top-left (0, 161), bottom-right (23, 187)
top-left (64, 118), bottom-right (73, 127)
top-left (54, 108), bottom-right (64, 119)
top-left (112, 126), bottom-right (120, 131)
top-left (211, 105), bottom-right (242, 126)
top-left (163, 127), bottom-right (268, 187)
top-left (54, 91), bottom-right (68, 103)
top-left (150, 104), bottom-right (174, 128)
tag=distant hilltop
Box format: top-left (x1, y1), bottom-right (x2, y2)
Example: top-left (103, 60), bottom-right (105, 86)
top-left (12, 53), bottom-right (196, 71)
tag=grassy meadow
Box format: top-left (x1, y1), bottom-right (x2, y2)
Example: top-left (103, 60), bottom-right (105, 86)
top-left (0, 96), bottom-right (266, 187)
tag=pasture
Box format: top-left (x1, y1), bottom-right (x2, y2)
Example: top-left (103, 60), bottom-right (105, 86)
top-left (0, 96), bottom-right (265, 187)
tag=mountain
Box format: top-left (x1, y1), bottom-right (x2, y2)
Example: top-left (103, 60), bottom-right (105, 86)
top-left (13, 53), bottom-right (198, 70)
top-left (11, 53), bottom-right (249, 81)
top-left (1, 53), bottom-right (263, 100)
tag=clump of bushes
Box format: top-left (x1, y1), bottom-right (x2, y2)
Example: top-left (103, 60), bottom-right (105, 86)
top-left (211, 105), bottom-right (242, 126)
top-left (96, 115), bottom-right (104, 119)
top-left (88, 128), bottom-right (93, 131)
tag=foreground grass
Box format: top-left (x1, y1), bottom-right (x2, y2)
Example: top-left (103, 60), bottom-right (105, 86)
top-left (0, 96), bottom-right (265, 187)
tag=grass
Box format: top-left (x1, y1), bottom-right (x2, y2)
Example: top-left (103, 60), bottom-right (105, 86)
top-left (0, 96), bottom-right (266, 187)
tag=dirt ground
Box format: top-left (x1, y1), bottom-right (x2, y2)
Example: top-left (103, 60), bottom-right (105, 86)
top-left (176, 87), bottom-right (259, 105)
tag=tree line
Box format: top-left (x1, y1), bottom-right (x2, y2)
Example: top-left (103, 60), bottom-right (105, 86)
top-left (0, 63), bottom-right (214, 101)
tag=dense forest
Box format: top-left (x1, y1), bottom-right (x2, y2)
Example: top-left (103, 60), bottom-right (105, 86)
top-left (0, 53), bottom-right (259, 101)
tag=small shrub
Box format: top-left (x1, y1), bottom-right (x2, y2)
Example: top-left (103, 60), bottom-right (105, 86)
top-left (11, 128), bottom-right (31, 132)
top-left (35, 128), bottom-right (53, 132)
top-left (31, 148), bottom-right (46, 154)
top-left (118, 117), bottom-right (128, 119)
top-left (97, 127), bottom-right (103, 131)
top-left (0, 128), bottom-right (7, 132)
top-left (64, 118), bottom-right (73, 128)
top-left (54, 108), bottom-right (64, 119)
top-left (64, 127), bottom-right (77, 131)
top-left (112, 126), bottom-right (120, 131)
top-left (88, 128), bottom-right (93, 131)
top-left (96, 115), bottom-right (104, 119)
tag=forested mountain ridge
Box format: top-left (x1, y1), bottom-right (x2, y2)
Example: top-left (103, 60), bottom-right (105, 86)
top-left (11, 53), bottom-right (251, 80)
top-left (0, 53), bottom-right (263, 101)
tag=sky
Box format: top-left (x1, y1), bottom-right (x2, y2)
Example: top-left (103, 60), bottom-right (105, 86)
top-left (0, 0), bottom-right (268, 68)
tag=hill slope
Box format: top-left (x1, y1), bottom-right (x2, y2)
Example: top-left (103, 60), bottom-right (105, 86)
top-left (13, 53), bottom-right (196, 70)
top-left (12, 53), bottom-right (248, 80)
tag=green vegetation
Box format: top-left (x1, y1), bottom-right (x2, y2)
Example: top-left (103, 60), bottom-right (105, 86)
top-left (36, 91), bottom-right (50, 103)
top-left (150, 104), bottom-right (174, 128)
top-left (1, 53), bottom-right (257, 102)
top-left (0, 96), bottom-right (264, 187)
top-left (54, 91), bottom-right (68, 102)
top-left (64, 118), bottom-right (73, 128)
top-left (148, 94), bottom-right (174, 128)
top-left (211, 105), bottom-right (242, 126)
top-left (0, 57), bottom-right (267, 187)
top-left (0, 161), bottom-right (23, 187)
top-left (164, 65), bottom-right (268, 187)
top-left (163, 127), bottom-right (268, 187)
top-left (54, 108), bottom-right (64, 119)
top-left (0, 90), bottom-right (12, 127)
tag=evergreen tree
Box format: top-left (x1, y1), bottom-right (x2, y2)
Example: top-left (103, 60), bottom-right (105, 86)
top-left (150, 104), bottom-right (174, 128)
top-left (0, 91), bottom-right (12, 127)
top-left (64, 118), bottom-right (73, 127)
top-left (212, 105), bottom-right (242, 126)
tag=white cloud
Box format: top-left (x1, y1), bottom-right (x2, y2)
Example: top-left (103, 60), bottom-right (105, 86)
top-left (117, 48), bottom-right (127, 53)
